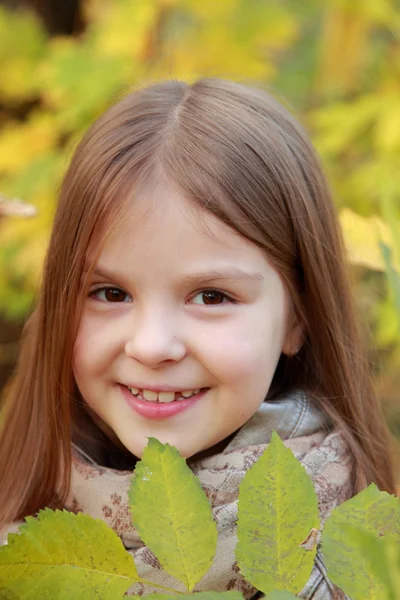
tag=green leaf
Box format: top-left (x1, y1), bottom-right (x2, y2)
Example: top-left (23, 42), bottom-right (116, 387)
top-left (129, 437), bottom-right (218, 591)
top-left (381, 188), bottom-right (400, 268)
top-left (0, 508), bottom-right (138, 599)
top-left (0, 6), bottom-right (46, 101)
top-left (135, 593), bottom-right (244, 600)
top-left (380, 241), bottom-right (400, 320)
top-left (337, 525), bottom-right (397, 600)
top-left (267, 591), bottom-right (299, 599)
top-left (377, 535), bottom-right (400, 595)
top-left (236, 431), bottom-right (320, 594)
top-left (322, 484), bottom-right (400, 600)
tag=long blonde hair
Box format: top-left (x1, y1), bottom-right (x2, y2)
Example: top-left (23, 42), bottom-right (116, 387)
top-left (0, 78), bottom-right (395, 528)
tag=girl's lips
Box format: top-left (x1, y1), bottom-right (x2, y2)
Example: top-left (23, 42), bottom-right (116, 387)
top-left (119, 384), bottom-right (208, 420)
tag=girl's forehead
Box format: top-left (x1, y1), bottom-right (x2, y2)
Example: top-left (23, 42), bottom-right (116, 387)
top-left (111, 183), bottom-right (251, 252)
top-left (89, 183), bottom-right (275, 278)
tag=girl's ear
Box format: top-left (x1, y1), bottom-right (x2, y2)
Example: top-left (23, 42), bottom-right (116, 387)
top-left (281, 316), bottom-right (304, 357)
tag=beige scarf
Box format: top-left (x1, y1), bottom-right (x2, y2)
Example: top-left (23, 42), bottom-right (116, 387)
top-left (67, 390), bottom-right (353, 599)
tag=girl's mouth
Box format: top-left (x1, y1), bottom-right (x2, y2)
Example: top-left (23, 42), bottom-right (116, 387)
top-left (120, 384), bottom-right (209, 420)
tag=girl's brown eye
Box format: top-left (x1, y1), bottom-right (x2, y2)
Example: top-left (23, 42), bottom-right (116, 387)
top-left (104, 288), bottom-right (127, 302)
top-left (191, 290), bottom-right (231, 305)
top-left (203, 291), bottom-right (225, 304)
top-left (89, 287), bottom-right (131, 303)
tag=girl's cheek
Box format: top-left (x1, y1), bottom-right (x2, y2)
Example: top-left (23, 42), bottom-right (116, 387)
top-left (73, 314), bottom-right (122, 369)
top-left (197, 323), bottom-right (278, 381)
top-left (77, 310), bottom-right (122, 343)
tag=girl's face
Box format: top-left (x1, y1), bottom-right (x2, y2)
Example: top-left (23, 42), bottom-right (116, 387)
top-left (73, 182), bottom-right (301, 459)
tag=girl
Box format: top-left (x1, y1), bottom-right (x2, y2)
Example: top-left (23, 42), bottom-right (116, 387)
top-left (0, 79), bottom-right (395, 598)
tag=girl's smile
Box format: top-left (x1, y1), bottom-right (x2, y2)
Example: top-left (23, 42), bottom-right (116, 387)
top-left (120, 384), bottom-right (209, 419)
top-left (73, 179), bottom-right (301, 459)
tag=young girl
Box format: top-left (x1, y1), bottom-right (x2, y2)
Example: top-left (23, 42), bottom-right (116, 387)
top-left (0, 79), bottom-right (395, 598)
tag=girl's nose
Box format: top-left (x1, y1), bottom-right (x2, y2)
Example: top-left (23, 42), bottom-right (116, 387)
top-left (124, 310), bottom-right (186, 367)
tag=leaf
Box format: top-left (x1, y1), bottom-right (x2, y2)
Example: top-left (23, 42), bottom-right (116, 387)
top-left (88, 0), bottom-right (158, 60)
top-left (380, 190), bottom-right (400, 323)
top-left (322, 483), bottom-right (400, 600)
top-left (0, 6), bottom-right (46, 101)
top-left (375, 95), bottom-right (400, 152)
top-left (0, 113), bottom-right (58, 175)
top-left (338, 525), bottom-right (397, 600)
top-left (378, 535), bottom-right (400, 594)
top-left (339, 208), bottom-right (400, 272)
top-left (380, 241), bottom-right (400, 320)
top-left (40, 40), bottom-right (130, 131)
top-left (311, 97), bottom-right (380, 157)
top-left (0, 508), bottom-right (138, 599)
top-left (129, 437), bottom-right (218, 591)
top-left (267, 591), bottom-right (299, 600)
top-left (135, 593), bottom-right (244, 600)
top-left (316, 6), bottom-right (370, 96)
top-left (236, 431), bottom-right (320, 595)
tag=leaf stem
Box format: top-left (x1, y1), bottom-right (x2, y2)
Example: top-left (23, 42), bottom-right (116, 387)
top-left (138, 577), bottom-right (185, 595)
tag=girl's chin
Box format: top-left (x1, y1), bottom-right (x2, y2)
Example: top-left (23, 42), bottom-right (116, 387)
top-left (122, 434), bottom-right (234, 463)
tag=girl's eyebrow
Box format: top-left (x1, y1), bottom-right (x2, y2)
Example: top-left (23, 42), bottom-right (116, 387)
top-left (180, 268), bottom-right (265, 286)
top-left (87, 265), bottom-right (265, 286)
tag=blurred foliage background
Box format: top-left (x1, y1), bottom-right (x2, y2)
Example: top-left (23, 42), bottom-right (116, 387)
top-left (0, 0), bottom-right (400, 439)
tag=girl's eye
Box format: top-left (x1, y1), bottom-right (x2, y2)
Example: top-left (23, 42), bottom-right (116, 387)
top-left (190, 290), bottom-right (234, 306)
top-left (89, 287), bottom-right (132, 303)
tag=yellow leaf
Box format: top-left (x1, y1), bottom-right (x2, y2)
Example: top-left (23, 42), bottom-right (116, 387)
top-left (0, 188), bottom-right (54, 289)
top-left (340, 208), bottom-right (400, 272)
top-left (0, 113), bottom-right (58, 175)
top-left (311, 96), bottom-right (380, 156)
top-left (89, 0), bottom-right (158, 60)
top-left (375, 95), bottom-right (400, 153)
top-left (315, 6), bottom-right (370, 94)
top-left (179, 0), bottom-right (239, 20)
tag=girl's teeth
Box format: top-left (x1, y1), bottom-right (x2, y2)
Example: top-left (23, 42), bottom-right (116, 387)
top-left (128, 387), bottom-right (204, 402)
top-left (158, 391), bottom-right (176, 403)
top-left (142, 389), bottom-right (158, 401)
top-left (181, 389), bottom-right (198, 398)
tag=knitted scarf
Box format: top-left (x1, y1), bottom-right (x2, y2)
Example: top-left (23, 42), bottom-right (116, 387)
top-left (66, 390), bottom-right (353, 599)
